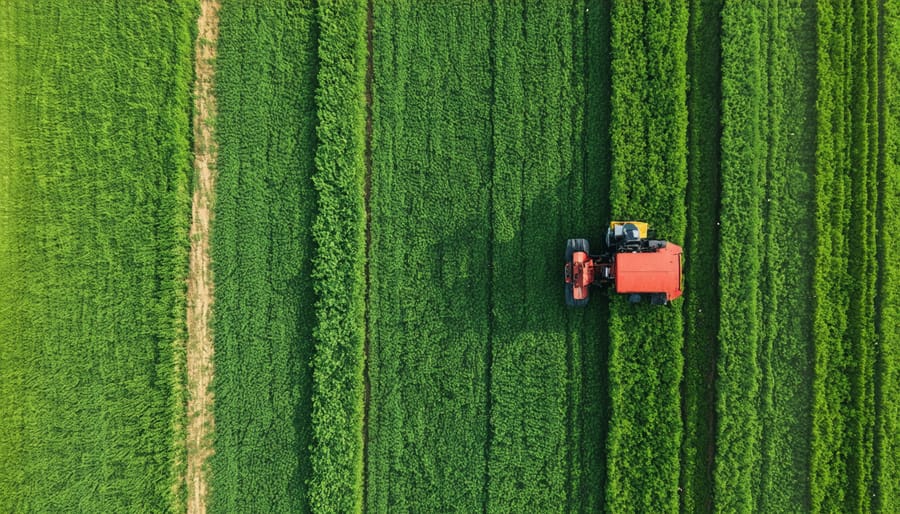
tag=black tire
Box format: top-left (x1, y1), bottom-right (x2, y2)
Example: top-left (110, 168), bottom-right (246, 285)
top-left (573, 238), bottom-right (589, 255)
top-left (565, 238), bottom-right (577, 262)
top-left (650, 293), bottom-right (667, 306)
top-left (565, 282), bottom-right (589, 307)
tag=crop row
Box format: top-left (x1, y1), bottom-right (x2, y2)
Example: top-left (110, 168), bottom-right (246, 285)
top-left (715, 4), bottom-right (764, 510)
top-left (713, 1), bottom-right (821, 512)
top-left (211, 1), bottom-right (371, 511)
top-left (876, 2), bottom-right (900, 510)
top-left (309, 0), bottom-right (367, 511)
top-left (756, 1), bottom-right (817, 511)
top-left (606, 1), bottom-right (688, 511)
top-left (811, 0), bottom-right (881, 511)
top-left (0, 2), bottom-right (194, 511)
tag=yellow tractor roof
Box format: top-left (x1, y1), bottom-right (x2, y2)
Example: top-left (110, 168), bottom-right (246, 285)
top-left (609, 221), bottom-right (649, 239)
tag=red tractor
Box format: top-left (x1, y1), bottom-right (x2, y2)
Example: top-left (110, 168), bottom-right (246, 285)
top-left (564, 221), bottom-right (683, 306)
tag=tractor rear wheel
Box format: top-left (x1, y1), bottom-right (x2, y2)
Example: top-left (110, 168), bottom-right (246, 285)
top-left (565, 282), bottom-right (589, 307)
top-left (566, 238), bottom-right (589, 260)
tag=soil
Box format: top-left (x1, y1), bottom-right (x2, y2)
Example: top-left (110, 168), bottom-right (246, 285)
top-left (185, 1), bottom-right (220, 513)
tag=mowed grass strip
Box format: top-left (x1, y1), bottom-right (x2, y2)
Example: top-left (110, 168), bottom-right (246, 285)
top-left (0, 1), bottom-right (193, 511)
top-left (488, 0), bottom-right (583, 510)
top-left (210, 2), bottom-right (317, 512)
top-left (309, 0), bottom-right (367, 510)
top-left (368, 1), bottom-right (492, 510)
top-left (606, 1), bottom-right (688, 511)
top-left (757, 1), bottom-right (817, 511)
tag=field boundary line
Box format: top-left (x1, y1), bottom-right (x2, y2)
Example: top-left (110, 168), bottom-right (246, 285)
top-left (186, 1), bottom-right (220, 513)
top-left (483, 1), bottom-right (497, 511)
top-left (872, 0), bottom-right (885, 507)
top-left (362, 0), bottom-right (374, 508)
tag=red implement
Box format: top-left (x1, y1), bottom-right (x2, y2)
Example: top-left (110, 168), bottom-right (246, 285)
top-left (614, 243), bottom-right (683, 302)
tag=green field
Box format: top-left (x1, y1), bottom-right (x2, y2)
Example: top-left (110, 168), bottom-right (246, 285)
top-left (1, 1), bottom-right (899, 512)
top-left (0, 1), bottom-right (194, 511)
top-left (209, 2), bottom-right (319, 512)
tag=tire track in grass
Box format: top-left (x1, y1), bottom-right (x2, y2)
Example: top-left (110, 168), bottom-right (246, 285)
top-left (363, 0), bottom-right (374, 507)
top-left (578, 1), bottom-right (612, 510)
top-left (186, 2), bottom-right (220, 512)
top-left (681, 0), bottom-right (721, 510)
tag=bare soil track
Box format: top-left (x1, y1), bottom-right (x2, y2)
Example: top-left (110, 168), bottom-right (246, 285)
top-left (186, 1), bottom-right (220, 513)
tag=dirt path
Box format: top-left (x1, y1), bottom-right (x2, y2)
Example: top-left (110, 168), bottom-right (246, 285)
top-left (186, 1), bottom-right (220, 513)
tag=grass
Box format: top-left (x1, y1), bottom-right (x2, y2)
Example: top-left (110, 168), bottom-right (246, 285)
top-left (1, 2), bottom-right (898, 511)
top-left (811, 1), bottom-right (881, 511)
top-left (309, 0), bottom-right (367, 511)
top-left (367, 2), bottom-right (493, 510)
top-left (0, 1), bottom-right (194, 511)
top-left (488, 1), bottom-right (588, 510)
top-left (875, 3), bottom-right (900, 510)
top-left (715, 5), bottom-right (764, 509)
top-left (209, 2), bottom-right (318, 512)
top-left (757, 1), bottom-right (817, 511)
top-left (606, 1), bottom-right (688, 511)
top-left (681, 0), bottom-right (722, 510)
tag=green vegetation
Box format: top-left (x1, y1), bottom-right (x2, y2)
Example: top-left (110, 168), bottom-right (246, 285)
top-left (309, 0), bottom-right (367, 511)
top-left (811, 1), bottom-right (881, 511)
top-left (2, 1), bottom-right (898, 512)
top-left (713, 4), bottom-right (819, 512)
top-left (716, 4), bottom-right (764, 510)
top-left (757, 1), bottom-right (817, 511)
top-left (577, 1), bottom-right (613, 511)
top-left (876, 3), bottom-right (900, 510)
top-left (606, 1), bottom-right (688, 512)
top-left (811, 0), bottom-right (852, 507)
top-left (367, 2), bottom-right (492, 511)
top-left (210, 2), bottom-right (318, 512)
top-left (488, 1), bottom-right (588, 510)
top-left (0, 1), bottom-right (194, 511)
top-left (681, 0), bottom-right (721, 510)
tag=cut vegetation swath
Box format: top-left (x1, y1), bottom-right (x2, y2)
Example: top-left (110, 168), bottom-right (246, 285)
top-left (210, 2), bottom-right (317, 511)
